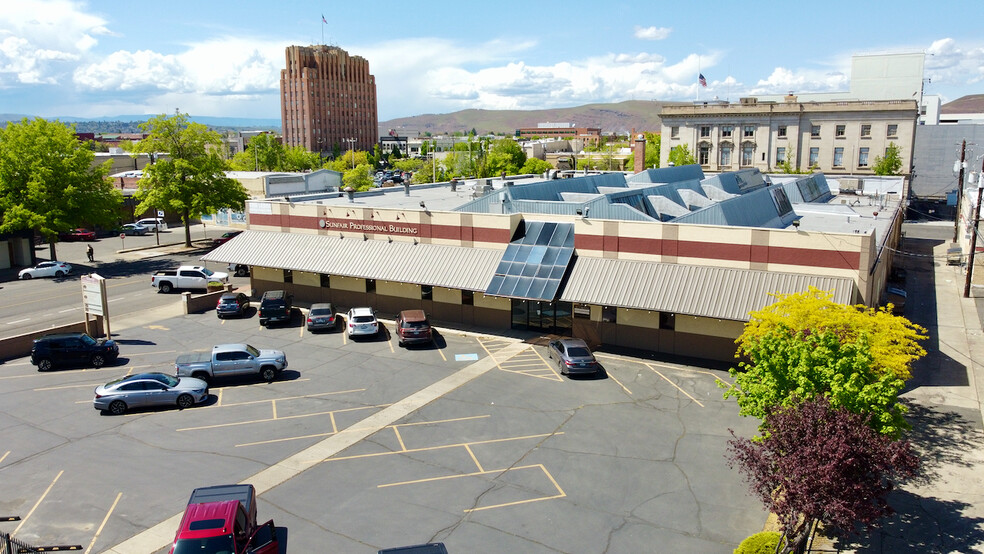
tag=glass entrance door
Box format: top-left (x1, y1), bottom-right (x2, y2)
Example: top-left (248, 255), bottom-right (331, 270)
top-left (511, 299), bottom-right (573, 334)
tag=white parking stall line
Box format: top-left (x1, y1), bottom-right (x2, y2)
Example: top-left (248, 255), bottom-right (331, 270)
top-left (5, 318), bottom-right (30, 325)
top-left (59, 307), bottom-right (79, 313)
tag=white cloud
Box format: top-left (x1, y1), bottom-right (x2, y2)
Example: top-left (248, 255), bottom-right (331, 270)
top-left (0, 0), bottom-right (107, 86)
top-left (748, 66), bottom-right (848, 95)
top-left (634, 26), bottom-right (671, 41)
top-left (925, 38), bottom-right (984, 89)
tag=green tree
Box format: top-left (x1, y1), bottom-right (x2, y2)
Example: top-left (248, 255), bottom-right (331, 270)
top-left (520, 158), bottom-right (553, 175)
top-left (668, 144), bottom-right (696, 166)
top-left (282, 145), bottom-right (322, 172)
top-left (391, 158), bottom-right (423, 174)
top-left (342, 163), bottom-right (373, 190)
top-left (126, 113), bottom-right (248, 247)
top-left (724, 287), bottom-right (927, 438)
top-left (872, 143), bottom-right (903, 175)
top-left (0, 118), bottom-right (122, 260)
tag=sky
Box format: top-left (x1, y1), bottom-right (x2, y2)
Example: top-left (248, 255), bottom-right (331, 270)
top-left (1, 0), bottom-right (982, 123)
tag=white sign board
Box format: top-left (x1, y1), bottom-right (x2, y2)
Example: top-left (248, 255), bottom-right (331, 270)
top-left (157, 209), bottom-right (165, 217)
top-left (81, 274), bottom-right (106, 316)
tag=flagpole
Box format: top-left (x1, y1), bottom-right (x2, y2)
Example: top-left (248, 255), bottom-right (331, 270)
top-left (697, 58), bottom-right (700, 102)
top-left (321, 16), bottom-right (324, 45)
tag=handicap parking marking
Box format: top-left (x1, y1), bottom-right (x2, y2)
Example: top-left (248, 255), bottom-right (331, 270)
top-left (455, 353), bottom-right (479, 361)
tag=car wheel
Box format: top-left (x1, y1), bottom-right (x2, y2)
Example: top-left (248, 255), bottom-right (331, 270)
top-left (176, 394), bottom-right (195, 409)
top-left (236, 266), bottom-right (248, 277)
top-left (159, 282), bottom-right (173, 294)
top-left (37, 358), bottom-right (53, 371)
top-left (558, 359), bottom-right (567, 375)
top-left (21, 273), bottom-right (32, 280)
top-left (261, 367), bottom-right (276, 383)
top-left (109, 400), bottom-right (127, 415)
top-left (55, 270), bottom-right (65, 277)
top-left (91, 354), bottom-right (105, 368)
top-left (192, 372), bottom-right (211, 385)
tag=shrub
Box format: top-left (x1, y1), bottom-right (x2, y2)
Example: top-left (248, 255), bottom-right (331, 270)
top-left (734, 531), bottom-right (782, 554)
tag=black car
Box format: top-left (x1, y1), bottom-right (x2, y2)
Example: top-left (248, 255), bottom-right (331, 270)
top-left (31, 332), bottom-right (119, 371)
top-left (258, 290), bottom-right (292, 326)
top-left (216, 292), bottom-right (250, 318)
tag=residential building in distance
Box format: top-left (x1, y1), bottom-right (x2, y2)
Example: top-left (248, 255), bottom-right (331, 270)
top-left (659, 97), bottom-right (919, 175)
top-left (516, 122), bottom-right (602, 146)
top-left (280, 45), bottom-right (378, 156)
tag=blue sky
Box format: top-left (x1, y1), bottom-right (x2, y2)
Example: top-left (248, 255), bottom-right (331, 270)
top-left (2, 0), bottom-right (982, 122)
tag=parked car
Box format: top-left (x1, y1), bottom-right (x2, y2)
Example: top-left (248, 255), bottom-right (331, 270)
top-left (174, 344), bottom-right (287, 384)
top-left (59, 228), bottom-right (96, 241)
top-left (151, 265), bottom-right (229, 294)
top-left (216, 292), bottom-right (251, 318)
top-left (378, 544), bottom-right (448, 554)
top-left (18, 261), bottom-right (72, 279)
top-left (229, 263), bottom-right (250, 277)
top-left (546, 338), bottom-right (600, 375)
top-left (212, 230), bottom-right (243, 246)
top-left (258, 290), bottom-right (292, 326)
top-left (306, 302), bottom-right (338, 332)
top-left (395, 309), bottom-right (432, 346)
top-left (94, 372), bottom-right (208, 415)
top-left (168, 484), bottom-right (279, 554)
top-left (346, 307), bottom-right (379, 338)
top-left (136, 218), bottom-right (168, 232)
top-left (31, 332), bottom-right (119, 371)
top-left (121, 223), bottom-right (149, 236)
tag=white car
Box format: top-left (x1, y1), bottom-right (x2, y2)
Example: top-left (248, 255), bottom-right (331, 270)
top-left (346, 307), bottom-right (379, 338)
top-left (19, 261), bottom-right (72, 279)
top-left (135, 218), bottom-right (168, 231)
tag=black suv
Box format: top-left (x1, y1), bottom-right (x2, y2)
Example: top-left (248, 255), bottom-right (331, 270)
top-left (258, 290), bottom-right (293, 326)
top-left (31, 332), bottom-right (119, 371)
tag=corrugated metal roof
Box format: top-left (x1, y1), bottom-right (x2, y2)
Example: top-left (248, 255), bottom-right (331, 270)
top-left (201, 230), bottom-right (501, 291)
top-left (560, 257), bottom-right (856, 321)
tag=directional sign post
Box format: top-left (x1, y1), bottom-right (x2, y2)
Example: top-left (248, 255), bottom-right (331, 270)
top-left (81, 273), bottom-right (111, 338)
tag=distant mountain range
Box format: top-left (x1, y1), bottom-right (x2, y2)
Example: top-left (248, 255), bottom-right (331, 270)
top-left (1, 99), bottom-right (685, 136)
top-left (382, 100), bottom-right (684, 136)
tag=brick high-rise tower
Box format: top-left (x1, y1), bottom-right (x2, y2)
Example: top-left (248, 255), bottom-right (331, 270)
top-left (280, 45), bottom-right (378, 156)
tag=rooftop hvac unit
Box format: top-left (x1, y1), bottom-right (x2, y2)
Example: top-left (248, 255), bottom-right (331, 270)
top-left (839, 178), bottom-right (864, 194)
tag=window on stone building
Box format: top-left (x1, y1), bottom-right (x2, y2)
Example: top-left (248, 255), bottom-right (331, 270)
top-left (861, 124), bottom-right (871, 137)
top-left (833, 147), bottom-right (844, 167)
top-left (700, 126), bottom-right (710, 138)
top-left (835, 125), bottom-right (846, 137)
top-left (743, 125), bottom-right (755, 138)
top-left (858, 147), bottom-right (869, 167)
top-left (809, 147), bottom-right (819, 167)
top-left (776, 147), bottom-right (786, 165)
top-left (811, 125), bottom-right (821, 137)
top-left (887, 124), bottom-right (898, 137)
top-left (777, 126), bottom-right (787, 138)
top-left (720, 144), bottom-right (732, 166)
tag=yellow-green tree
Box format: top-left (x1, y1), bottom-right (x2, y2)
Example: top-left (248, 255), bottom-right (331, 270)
top-left (724, 287), bottom-right (926, 438)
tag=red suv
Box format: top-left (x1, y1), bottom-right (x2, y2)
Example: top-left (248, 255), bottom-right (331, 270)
top-left (395, 310), bottom-right (433, 347)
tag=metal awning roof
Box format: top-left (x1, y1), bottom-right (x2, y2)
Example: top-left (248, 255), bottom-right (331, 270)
top-left (560, 257), bottom-right (856, 321)
top-left (201, 230), bottom-right (502, 291)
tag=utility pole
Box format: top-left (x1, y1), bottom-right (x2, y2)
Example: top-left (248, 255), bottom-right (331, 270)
top-left (954, 140), bottom-right (966, 243)
top-left (964, 154), bottom-right (984, 297)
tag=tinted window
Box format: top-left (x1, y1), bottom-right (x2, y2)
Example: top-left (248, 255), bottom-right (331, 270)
top-left (310, 308), bottom-right (334, 316)
top-left (352, 315), bottom-right (375, 323)
top-left (188, 519), bottom-right (226, 531)
top-left (566, 347), bottom-right (591, 357)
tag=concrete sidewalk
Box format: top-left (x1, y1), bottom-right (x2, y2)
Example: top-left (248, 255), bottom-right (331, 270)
top-left (838, 226), bottom-right (984, 552)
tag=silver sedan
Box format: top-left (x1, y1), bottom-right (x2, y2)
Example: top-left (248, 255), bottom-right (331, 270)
top-left (94, 372), bottom-right (208, 415)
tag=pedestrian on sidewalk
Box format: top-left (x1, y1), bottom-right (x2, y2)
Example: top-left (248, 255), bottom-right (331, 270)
top-left (86, 244), bottom-right (94, 262)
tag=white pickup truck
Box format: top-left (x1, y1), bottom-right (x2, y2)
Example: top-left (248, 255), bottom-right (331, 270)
top-left (151, 265), bottom-right (229, 293)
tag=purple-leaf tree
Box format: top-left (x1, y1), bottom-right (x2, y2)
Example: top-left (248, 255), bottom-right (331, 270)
top-left (728, 396), bottom-right (919, 553)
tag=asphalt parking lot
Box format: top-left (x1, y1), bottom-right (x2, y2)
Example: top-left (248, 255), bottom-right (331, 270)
top-left (0, 304), bottom-right (766, 553)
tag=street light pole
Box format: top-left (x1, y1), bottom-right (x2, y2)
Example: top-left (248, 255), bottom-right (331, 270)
top-left (964, 154), bottom-right (984, 297)
top-left (954, 140), bottom-right (967, 243)
top-left (342, 138), bottom-right (356, 169)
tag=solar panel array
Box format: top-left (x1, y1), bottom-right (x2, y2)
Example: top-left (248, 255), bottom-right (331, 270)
top-left (484, 221), bottom-right (575, 301)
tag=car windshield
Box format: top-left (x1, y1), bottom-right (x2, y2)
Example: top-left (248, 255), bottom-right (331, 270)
top-left (353, 315), bottom-right (375, 323)
top-left (245, 345), bottom-right (260, 357)
top-left (201, 268), bottom-right (215, 277)
top-left (79, 334), bottom-right (97, 346)
top-left (567, 347), bottom-right (592, 357)
top-left (171, 535), bottom-right (235, 554)
top-left (149, 374), bottom-right (180, 387)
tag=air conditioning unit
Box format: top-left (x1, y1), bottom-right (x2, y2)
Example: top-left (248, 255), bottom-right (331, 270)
top-left (840, 178), bottom-right (864, 194)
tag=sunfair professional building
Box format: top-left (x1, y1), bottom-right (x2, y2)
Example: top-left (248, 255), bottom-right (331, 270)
top-left (204, 165), bottom-right (904, 362)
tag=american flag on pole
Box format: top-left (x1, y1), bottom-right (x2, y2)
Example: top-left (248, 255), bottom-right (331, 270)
top-left (321, 14), bottom-right (328, 24)
top-left (699, 73), bottom-right (707, 87)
